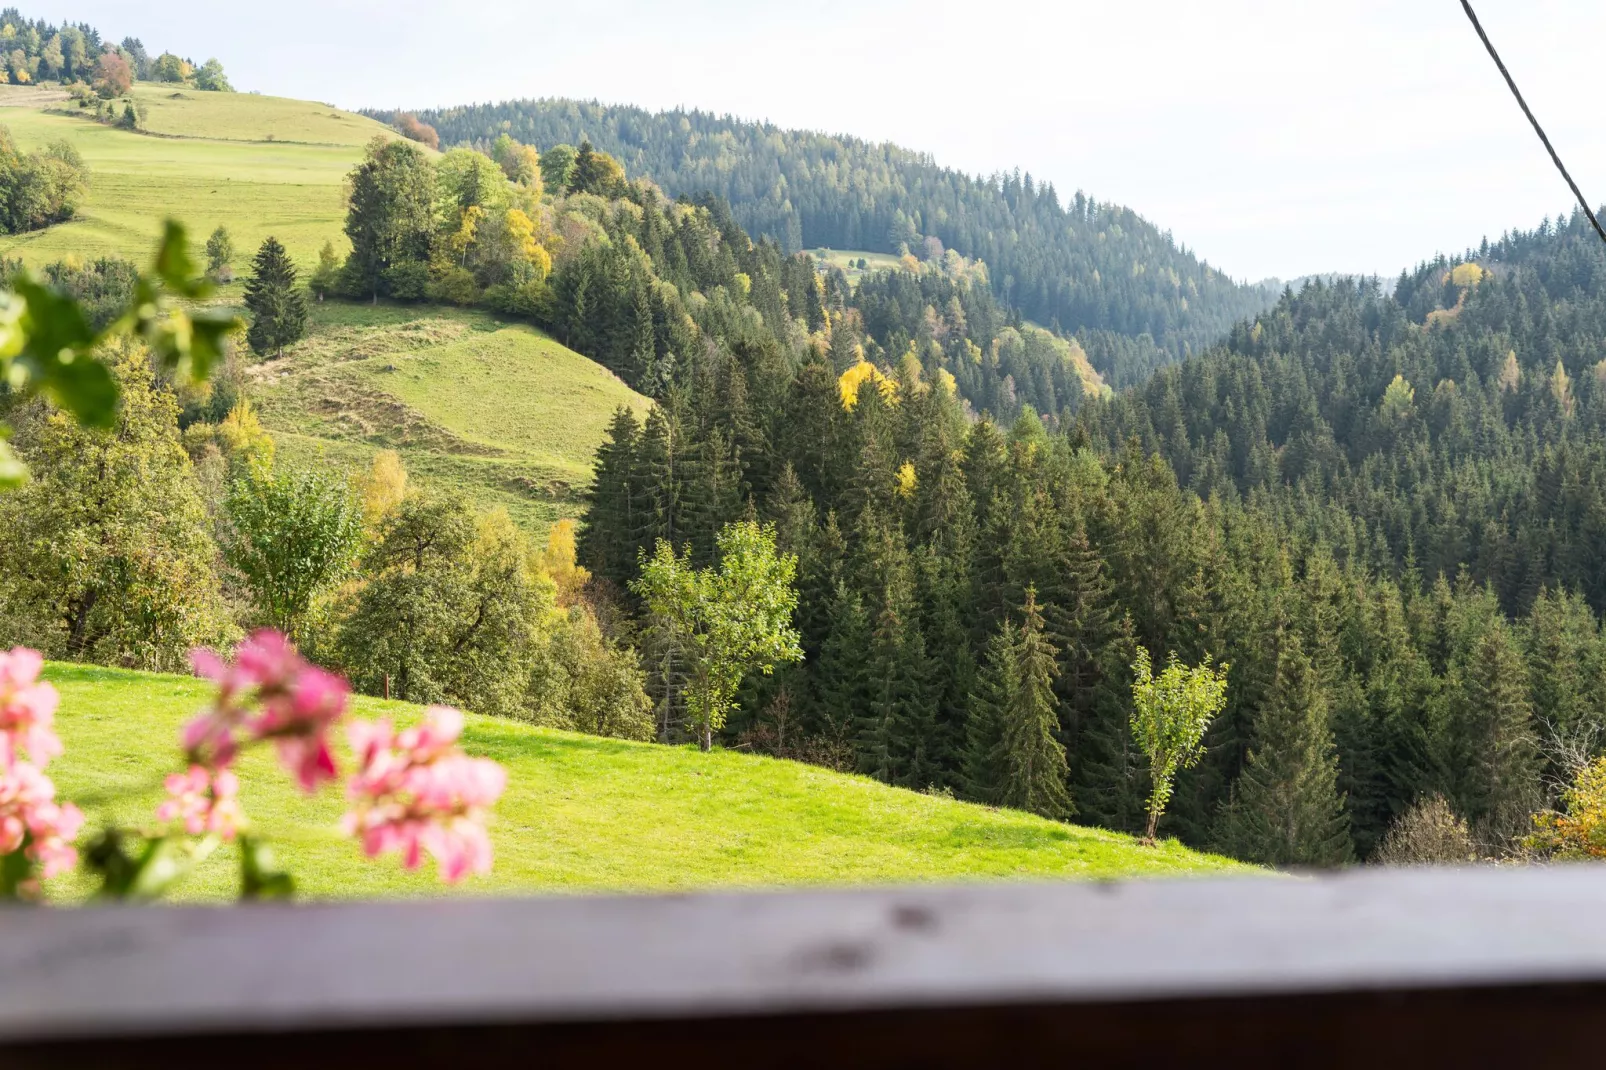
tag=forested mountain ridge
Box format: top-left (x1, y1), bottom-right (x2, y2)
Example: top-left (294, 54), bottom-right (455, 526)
top-left (1083, 208), bottom-right (1606, 618)
top-left (578, 207), bottom-right (1606, 869)
top-left (379, 98), bottom-right (1277, 385)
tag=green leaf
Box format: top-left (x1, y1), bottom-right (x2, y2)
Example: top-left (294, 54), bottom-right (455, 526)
top-left (85, 828), bottom-right (220, 901)
top-left (239, 836), bottom-right (295, 900)
top-left (0, 838), bottom-right (33, 900)
top-left (152, 220), bottom-right (214, 300)
top-left (7, 276), bottom-right (117, 429)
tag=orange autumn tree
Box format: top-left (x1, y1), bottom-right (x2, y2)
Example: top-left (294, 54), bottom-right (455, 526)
top-left (1527, 758), bottom-right (1606, 860)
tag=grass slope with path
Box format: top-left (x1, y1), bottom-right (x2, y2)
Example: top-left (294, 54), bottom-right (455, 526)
top-left (44, 663), bottom-right (1248, 901)
top-left (252, 302), bottom-right (650, 534)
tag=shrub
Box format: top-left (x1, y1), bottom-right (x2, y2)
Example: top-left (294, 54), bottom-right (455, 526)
top-left (1373, 795), bottom-right (1478, 865)
top-left (428, 265), bottom-right (479, 306)
top-left (381, 261), bottom-right (430, 302)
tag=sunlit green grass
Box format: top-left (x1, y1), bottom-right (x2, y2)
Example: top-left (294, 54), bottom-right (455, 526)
top-left (0, 85), bottom-right (397, 268)
top-left (252, 303), bottom-right (650, 534)
top-left (808, 247), bottom-right (906, 288)
top-left (43, 663), bottom-right (1249, 902)
top-left (127, 84), bottom-right (390, 146)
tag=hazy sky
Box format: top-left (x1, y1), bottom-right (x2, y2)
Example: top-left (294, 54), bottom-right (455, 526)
top-left (44, 0), bottom-right (1606, 282)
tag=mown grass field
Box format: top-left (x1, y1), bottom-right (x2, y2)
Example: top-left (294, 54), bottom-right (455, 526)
top-left (252, 302), bottom-right (650, 533)
top-left (809, 248), bottom-right (906, 287)
top-left (43, 664), bottom-right (1248, 901)
top-left (0, 83), bottom-right (396, 268)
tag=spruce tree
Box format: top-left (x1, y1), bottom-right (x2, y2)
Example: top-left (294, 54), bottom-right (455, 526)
top-left (1217, 634), bottom-right (1354, 867)
top-left (857, 543), bottom-right (937, 789)
top-left (815, 580), bottom-right (871, 742)
top-left (1074, 613), bottom-right (1147, 833)
top-left (579, 407), bottom-right (641, 586)
top-left (992, 589), bottom-right (1074, 819)
top-left (243, 236), bottom-right (307, 358)
top-left (964, 620), bottom-right (1016, 803)
top-left (1450, 623), bottom-right (1541, 844)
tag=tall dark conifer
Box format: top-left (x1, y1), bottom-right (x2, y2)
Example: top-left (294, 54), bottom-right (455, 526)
top-left (243, 236), bottom-right (307, 358)
top-left (1216, 633), bottom-right (1354, 867)
top-left (992, 589), bottom-right (1074, 819)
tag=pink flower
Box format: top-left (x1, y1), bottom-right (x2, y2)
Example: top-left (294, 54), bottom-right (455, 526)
top-left (249, 665), bottom-right (347, 793)
top-left (185, 631), bottom-right (348, 791)
top-left (343, 706), bottom-right (506, 884)
top-left (156, 765), bottom-right (243, 839)
top-left (0, 647), bottom-right (63, 770)
top-left (0, 760), bottom-right (83, 886)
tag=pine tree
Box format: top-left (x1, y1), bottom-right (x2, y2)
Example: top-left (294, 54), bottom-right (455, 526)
top-left (579, 407), bottom-right (640, 586)
top-left (243, 237), bottom-right (307, 358)
top-left (815, 580), bottom-right (872, 742)
top-left (964, 620), bottom-right (1016, 803)
top-left (992, 589), bottom-right (1074, 819)
top-left (1074, 613), bottom-right (1147, 833)
top-left (857, 540), bottom-right (937, 789)
top-left (1449, 623), bottom-right (1541, 845)
top-left (1216, 633), bottom-right (1354, 867)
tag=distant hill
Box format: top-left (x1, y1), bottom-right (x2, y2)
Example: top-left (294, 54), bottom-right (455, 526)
top-left (385, 99), bottom-right (1277, 386)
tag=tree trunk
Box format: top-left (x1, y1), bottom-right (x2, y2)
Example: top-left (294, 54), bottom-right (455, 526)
top-left (702, 721), bottom-right (712, 753)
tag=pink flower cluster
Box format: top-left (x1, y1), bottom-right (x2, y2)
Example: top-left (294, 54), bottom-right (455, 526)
top-left (157, 766), bottom-right (243, 839)
top-left (0, 649), bottom-right (83, 891)
top-left (185, 630), bottom-right (347, 792)
top-left (344, 706), bottom-right (507, 883)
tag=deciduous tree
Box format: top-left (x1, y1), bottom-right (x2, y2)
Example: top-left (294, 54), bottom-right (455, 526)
top-left (1130, 647), bottom-right (1228, 842)
top-left (632, 521), bottom-right (802, 751)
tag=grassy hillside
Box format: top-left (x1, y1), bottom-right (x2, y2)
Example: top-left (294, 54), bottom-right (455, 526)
top-left (0, 85), bottom-right (641, 533)
top-left (0, 83), bottom-right (396, 268)
top-left (43, 664), bottom-right (1247, 901)
top-left (252, 303), bottom-right (650, 533)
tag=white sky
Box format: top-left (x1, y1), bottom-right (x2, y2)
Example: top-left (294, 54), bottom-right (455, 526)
top-left (42, 0), bottom-right (1606, 282)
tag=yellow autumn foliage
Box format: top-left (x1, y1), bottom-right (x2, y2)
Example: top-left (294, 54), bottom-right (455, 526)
top-left (540, 518), bottom-right (592, 606)
top-left (838, 360), bottom-right (897, 410)
top-left (1449, 262), bottom-right (1488, 290)
top-left (895, 461), bottom-right (918, 500)
top-left (1526, 757), bottom-right (1606, 860)
top-left (357, 449), bottom-right (408, 532)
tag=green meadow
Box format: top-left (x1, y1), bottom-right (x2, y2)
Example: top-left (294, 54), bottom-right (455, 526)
top-left (252, 303), bottom-right (650, 534)
top-left (0, 83), bottom-right (396, 268)
top-left (43, 663), bottom-right (1248, 901)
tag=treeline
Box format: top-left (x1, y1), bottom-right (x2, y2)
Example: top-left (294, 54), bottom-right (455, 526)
top-left (0, 9), bottom-right (230, 90)
top-left (323, 133), bottom-right (1094, 423)
top-left (575, 210), bottom-right (1606, 867)
top-left (391, 98), bottom-right (1276, 382)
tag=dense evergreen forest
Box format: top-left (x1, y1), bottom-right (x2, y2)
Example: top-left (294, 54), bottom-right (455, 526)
top-left (577, 206), bottom-right (1606, 867)
top-left (378, 99), bottom-right (1277, 385)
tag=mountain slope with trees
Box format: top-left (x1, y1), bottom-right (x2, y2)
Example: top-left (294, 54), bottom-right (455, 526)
top-left (384, 99), bottom-right (1277, 385)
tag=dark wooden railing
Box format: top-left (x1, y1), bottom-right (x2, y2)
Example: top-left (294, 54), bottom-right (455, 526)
top-left (3, 866), bottom-right (1605, 1068)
